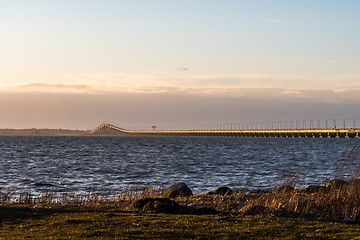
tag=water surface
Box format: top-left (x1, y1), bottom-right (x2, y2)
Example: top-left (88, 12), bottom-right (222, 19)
top-left (0, 136), bottom-right (358, 193)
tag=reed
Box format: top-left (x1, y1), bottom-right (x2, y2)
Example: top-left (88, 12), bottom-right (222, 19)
top-left (0, 185), bottom-right (162, 209)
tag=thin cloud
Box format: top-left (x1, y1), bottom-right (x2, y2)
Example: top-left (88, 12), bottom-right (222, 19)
top-left (1, 84), bottom-right (360, 130)
top-left (3, 83), bottom-right (93, 93)
top-left (2, 73), bottom-right (360, 103)
top-left (4, 72), bottom-right (360, 91)
top-left (283, 90), bottom-right (303, 96)
top-left (2, 83), bottom-right (360, 105)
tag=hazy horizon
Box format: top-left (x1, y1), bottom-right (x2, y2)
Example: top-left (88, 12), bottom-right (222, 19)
top-left (1, 1), bottom-right (360, 130)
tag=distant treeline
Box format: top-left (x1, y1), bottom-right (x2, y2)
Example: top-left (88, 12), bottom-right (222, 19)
top-left (0, 128), bottom-right (91, 136)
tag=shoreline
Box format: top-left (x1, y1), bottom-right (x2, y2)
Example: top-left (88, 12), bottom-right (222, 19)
top-left (2, 179), bottom-right (360, 238)
top-left (0, 128), bottom-right (91, 136)
top-left (1, 178), bottom-right (360, 221)
top-left (1, 185), bottom-right (360, 238)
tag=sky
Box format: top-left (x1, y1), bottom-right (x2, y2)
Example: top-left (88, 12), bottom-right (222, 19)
top-left (1, 0), bottom-right (360, 130)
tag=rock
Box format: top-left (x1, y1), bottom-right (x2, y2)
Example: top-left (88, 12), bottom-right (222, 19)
top-left (213, 187), bottom-right (233, 196)
top-left (162, 182), bottom-right (193, 198)
top-left (206, 186), bottom-right (233, 196)
top-left (304, 185), bottom-right (327, 193)
top-left (275, 185), bottom-right (297, 193)
top-left (134, 198), bottom-right (180, 214)
top-left (326, 179), bottom-right (348, 189)
top-left (133, 197), bottom-right (218, 215)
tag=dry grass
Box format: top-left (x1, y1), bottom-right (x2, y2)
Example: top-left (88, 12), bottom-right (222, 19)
top-left (3, 182), bottom-right (360, 223)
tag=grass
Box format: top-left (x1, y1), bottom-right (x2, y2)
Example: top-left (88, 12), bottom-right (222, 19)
top-left (2, 184), bottom-right (360, 239)
top-left (1, 204), bottom-right (360, 239)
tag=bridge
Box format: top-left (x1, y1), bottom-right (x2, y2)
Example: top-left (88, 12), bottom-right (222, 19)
top-left (91, 124), bottom-right (360, 138)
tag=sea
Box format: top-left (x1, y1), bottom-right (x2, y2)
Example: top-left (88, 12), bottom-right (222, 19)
top-left (0, 136), bottom-right (359, 194)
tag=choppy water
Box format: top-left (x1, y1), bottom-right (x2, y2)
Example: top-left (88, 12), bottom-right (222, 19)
top-left (0, 136), bottom-right (359, 193)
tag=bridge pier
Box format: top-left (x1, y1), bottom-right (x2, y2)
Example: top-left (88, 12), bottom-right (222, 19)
top-left (328, 132), bottom-right (336, 138)
top-left (348, 132), bottom-right (356, 138)
top-left (320, 132), bottom-right (328, 138)
top-left (338, 132), bottom-right (346, 138)
top-left (313, 132), bottom-right (320, 138)
top-left (304, 132), bottom-right (311, 138)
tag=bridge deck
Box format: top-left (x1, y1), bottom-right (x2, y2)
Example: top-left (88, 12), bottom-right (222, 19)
top-left (91, 124), bottom-right (360, 138)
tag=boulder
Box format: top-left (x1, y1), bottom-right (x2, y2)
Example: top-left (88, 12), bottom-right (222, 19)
top-left (162, 182), bottom-right (193, 198)
top-left (207, 186), bottom-right (233, 196)
top-left (134, 198), bottom-right (180, 213)
top-left (133, 197), bottom-right (218, 215)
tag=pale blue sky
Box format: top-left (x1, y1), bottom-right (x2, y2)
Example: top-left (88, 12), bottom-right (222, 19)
top-left (0, 1), bottom-right (359, 129)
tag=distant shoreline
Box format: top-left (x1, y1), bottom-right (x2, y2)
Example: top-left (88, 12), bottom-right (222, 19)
top-left (0, 128), bottom-right (91, 136)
